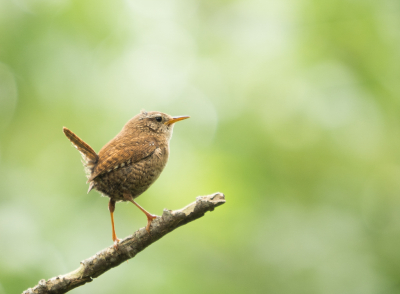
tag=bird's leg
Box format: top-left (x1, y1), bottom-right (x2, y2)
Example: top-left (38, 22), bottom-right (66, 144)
top-left (123, 193), bottom-right (157, 233)
top-left (108, 199), bottom-right (120, 248)
top-left (133, 201), bottom-right (157, 233)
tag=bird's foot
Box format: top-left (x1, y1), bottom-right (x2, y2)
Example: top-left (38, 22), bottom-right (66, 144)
top-left (145, 214), bottom-right (157, 233)
top-left (113, 237), bottom-right (121, 249)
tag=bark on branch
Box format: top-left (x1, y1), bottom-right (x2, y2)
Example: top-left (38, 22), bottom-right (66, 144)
top-left (22, 193), bottom-right (225, 294)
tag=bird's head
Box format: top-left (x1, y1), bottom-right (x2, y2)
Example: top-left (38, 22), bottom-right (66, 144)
top-left (124, 110), bottom-right (189, 141)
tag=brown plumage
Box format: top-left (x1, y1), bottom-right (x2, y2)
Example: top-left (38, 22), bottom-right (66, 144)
top-left (63, 110), bottom-right (189, 246)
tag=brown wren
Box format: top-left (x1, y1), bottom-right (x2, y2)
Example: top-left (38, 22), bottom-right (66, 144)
top-left (63, 110), bottom-right (189, 246)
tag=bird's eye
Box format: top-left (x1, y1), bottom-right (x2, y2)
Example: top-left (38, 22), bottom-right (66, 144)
top-left (155, 116), bottom-right (162, 122)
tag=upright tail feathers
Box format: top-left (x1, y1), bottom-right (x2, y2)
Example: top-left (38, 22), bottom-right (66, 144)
top-left (63, 127), bottom-right (99, 177)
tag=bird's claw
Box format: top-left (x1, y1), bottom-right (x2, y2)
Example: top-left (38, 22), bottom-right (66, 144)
top-left (113, 238), bottom-right (121, 249)
top-left (145, 214), bottom-right (157, 233)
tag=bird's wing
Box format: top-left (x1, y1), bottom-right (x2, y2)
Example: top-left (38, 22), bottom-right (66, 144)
top-left (88, 136), bottom-right (158, 182)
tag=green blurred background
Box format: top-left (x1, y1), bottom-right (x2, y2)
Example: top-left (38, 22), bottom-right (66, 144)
top-left (1, 0), bottom-right (400, 293)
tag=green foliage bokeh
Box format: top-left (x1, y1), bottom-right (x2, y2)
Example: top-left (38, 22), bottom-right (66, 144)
top-left (1, 0), bottom-right (400, 293)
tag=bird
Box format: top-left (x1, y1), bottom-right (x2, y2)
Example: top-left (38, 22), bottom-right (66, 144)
top-left (63, 110), bottom-right (189, 246)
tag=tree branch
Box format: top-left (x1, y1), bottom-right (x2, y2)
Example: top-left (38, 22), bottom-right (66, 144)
top-left (22, 193), bottom-right (225, 294)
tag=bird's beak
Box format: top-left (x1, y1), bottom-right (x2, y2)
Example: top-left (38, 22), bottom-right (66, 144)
top-left (165, 116), bottom-right (190, 126)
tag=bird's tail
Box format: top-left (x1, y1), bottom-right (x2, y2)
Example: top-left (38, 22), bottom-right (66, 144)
top-left (63, 127), bottom-right (99, 177)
